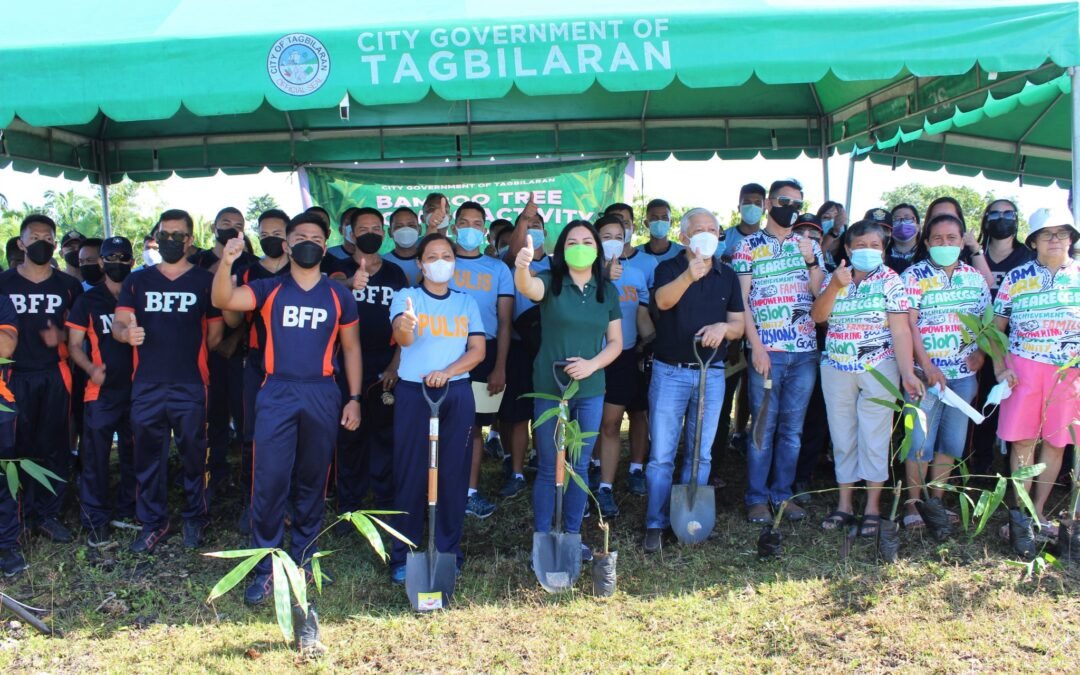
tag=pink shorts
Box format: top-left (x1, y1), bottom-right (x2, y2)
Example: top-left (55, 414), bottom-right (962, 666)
top-left (998, 355), bottom-right (1080, 448)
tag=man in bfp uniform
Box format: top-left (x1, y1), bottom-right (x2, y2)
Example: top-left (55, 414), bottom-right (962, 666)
top-left (211, 212), bottom-right (362, 607)
top-left (66, 236), bottom-right (137, 546)
top-left (0, 295), bottom-right (26, 576)
top-left (114, 209), bottom-right (224, 553)
top-left (0, 214), bottom-right (84, 543)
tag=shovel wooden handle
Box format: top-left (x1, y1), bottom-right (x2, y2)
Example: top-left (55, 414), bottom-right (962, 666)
top-left (554, 448), bottom-right (565, 487)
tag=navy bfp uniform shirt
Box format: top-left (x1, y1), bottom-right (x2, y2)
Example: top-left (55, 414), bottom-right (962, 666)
top-left (117, 266), bottom-right (222, 386)
top-left (336, 258), bottom-right (408, 379)
top-left (0, 268), bottom-right (83, 372)
top-left (65, 285), bottom-right (134, 401)
top-left (244, 275), bottom-right (358, 381)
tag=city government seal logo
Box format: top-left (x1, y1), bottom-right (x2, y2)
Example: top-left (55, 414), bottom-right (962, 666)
top-left (267, 34), bottom-right (330, 95)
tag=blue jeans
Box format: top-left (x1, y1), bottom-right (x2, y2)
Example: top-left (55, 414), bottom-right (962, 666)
top-left (645, 361), bottom-right (726, 529)
top-left (746, 350), bottom-right (819, 507)
top-left (907, 375), bottom-right (978, 462)
top-left (532, 395), bottom-right (603, 534)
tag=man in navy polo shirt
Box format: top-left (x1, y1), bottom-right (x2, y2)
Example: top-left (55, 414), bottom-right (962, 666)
top-left (66, 236), bottom-right (137, 546)
top-left (643, 208), bottom-right (745, 553)
top-left (114, 209), bottom-right (224, 553)
top-left (0, 214), bottom-right (84, 543)
top-left (212, 212), bottom-right (362, 607)
top-left (0, 294), bottom-right (26, 576)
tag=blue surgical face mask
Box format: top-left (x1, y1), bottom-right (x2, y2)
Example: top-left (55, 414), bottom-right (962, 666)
top-left (849, 248), bottom-right (883, 272)
top-left (527, 228), bottom-right (545, 249)
top-left (649, 220), bottom-right (671, 239)
top-left (740, 204), bottom-right (763, 225)
top-left (821, 218), bottom-right (835, 232)
top-left (455, 227), bottom-right (484, 252)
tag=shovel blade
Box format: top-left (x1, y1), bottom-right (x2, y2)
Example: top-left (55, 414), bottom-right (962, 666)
top-left (531, 531), bottom-right (582, 593)
top-left (670, 484), bottom-right (715, 545)
top-left (405, 550), bottom-right (457, 611)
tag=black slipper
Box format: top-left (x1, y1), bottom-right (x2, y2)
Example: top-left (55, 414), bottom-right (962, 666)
top-left (858, 514), bottom-right (881, 538)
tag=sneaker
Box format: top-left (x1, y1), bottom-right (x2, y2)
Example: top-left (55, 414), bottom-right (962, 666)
top-left (580, 542), bottom-right (593, 563)
top-left (292, 603), bottom-right (326, 655)
top-left (587, 464), bottom-right (601, 493)
top-left (597, 487), bottom-right (620, 518)
top-left (129, 525), bottom-right (170, 554)
top-left (499, 474), bottom-right (527, 499)
top-left (484, 432), bottom-right (505, 459)
top-left (0, 548), bottom-right (27, 577)
top-left (237, 505), bottom-right (251, 536)
top-left (627, 469), bottom-right (647, 496)
top-left (390, 565), bottom-right (407, 585)
top-left (465, 492), bottom-right (496, 519)
top-left (642, 528), bottom-right (663, 553)
top-left (182, 520), bottom-right (205, 549)
top-left (86, 523), bottom-right (113, 548)
top-left (244, 573), bottom-right (273, 606)
top-left (36, 516), bottom-right (73, 543)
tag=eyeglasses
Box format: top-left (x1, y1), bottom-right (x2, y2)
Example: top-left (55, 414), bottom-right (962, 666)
top-left (986, 210), bottom-right (1018, 222)
top-left (156, 231), bottom-right (188, 243)
top-left (1035, 229), bottom-right (1072, 242)
top-left (773, 196), bottom-right (805, 210)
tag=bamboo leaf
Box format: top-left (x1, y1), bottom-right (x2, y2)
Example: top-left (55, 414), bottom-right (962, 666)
top-left (310, 552), bottom-right (330, 594)
top-left (956, 458), bottom-right (970, 486)
top-left (519, 392), bottom-right (561, 402)
top-left (204, 547), bottom-right (274, 559)
top-left (534, 406), bottom-right (562, 429)
top-left (898, 407), bottom-right (917, 463)
top-left (958, 491), bottom-right (972, 532)
top-left (207, 551), bottom-right (268, 603)
top-left (275, 550), bottom-right (307, 614)
top-left (350, 512), bottom-right (388, 561)
top-left (578, 431), bottom-right (599, 441)
top-left (982, 303), bottom-right (995, 325)
top-left (271, 553), bottom-right (294, 642)
top-left (366, 515), bottom-right (416, 549)
top-left (866, 365), bottom-right (903, 402)
top-left (973, 476), bottom-right (1007, 537)
top-left (1012, 463), bottom-right (1046, 481)
top-left (1012, 478), bottom-right (1039, 523)
top-left (350, 510), bottom-right (404, 516)
top-left (869, 397), bottom-right (902, 413)
top-left (565, 378), bottom-right (580, 400)
top-left (566, 463), bottom-right (590, 496)
top-left (5, 461), bottom-right (18, 500)
top-left (19, 459), bottom-right (60, 495)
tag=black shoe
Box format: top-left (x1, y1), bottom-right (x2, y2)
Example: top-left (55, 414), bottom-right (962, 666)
top-left (86, 523), bottom-right (113, 548)
top-left (244, 573), bottom-right (273, 606)
top-left (36, 517), bottom-right (73, 543)
top-left (182, 521), bottom-right (205, 549)
top-left (129, 525), bottom-right (170, 554)
top-left (1009, 508), bottom-right (1036, 560)
top-left (643, 528), bottom-right (662, 553)
top-left (292, 603), bottom-right (326, 655)
top-left (0, 548), bottom-right (27, 577)
top-left (597, 487), bottom-right (620, 518)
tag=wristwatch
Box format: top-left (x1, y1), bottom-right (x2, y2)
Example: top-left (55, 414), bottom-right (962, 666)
top-left (349, 394), bottom-right (363, 402)
top-left (805, 259), bottom-right (819, 269)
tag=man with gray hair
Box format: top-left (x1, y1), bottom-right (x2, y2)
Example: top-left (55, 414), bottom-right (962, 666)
top-left (642, 208), bottom-right (745, 552)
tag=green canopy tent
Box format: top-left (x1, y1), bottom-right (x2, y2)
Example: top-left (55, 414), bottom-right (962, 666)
top-left (1, 0), bottom-right (1078, 234)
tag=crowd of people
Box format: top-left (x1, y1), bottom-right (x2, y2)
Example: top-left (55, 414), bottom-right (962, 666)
top-left (0, 179), bottom-right (1077, 604)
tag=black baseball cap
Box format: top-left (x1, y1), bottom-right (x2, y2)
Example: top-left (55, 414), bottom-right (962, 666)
top-left (60, 230), bottom-right (86, 246)
top-left (100, 236), bottom-right (134, 260)
top-left (863, 208), bottom-right (893, 229)
top-left (793, 213), bottom-right (822, 232)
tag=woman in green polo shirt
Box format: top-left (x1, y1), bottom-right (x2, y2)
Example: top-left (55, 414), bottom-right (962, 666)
top-left (514, 220), bottom-right (622, 557)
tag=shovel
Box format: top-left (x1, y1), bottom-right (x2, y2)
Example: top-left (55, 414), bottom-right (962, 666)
top-left (751, 377), bottom-right (774, 451)
top-left (532, 360), bottom-right (582, 593)
top-left (671, 336), bottom-right (719, 544)
top-left (405, 383), bottom-right (456, 611)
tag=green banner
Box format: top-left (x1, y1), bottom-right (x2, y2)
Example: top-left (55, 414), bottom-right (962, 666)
top-left (306, 158), bottom-right (626, 251)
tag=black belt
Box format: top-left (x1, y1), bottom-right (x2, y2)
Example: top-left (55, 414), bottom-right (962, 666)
top-left (657, 359), bottom-right (724, 371)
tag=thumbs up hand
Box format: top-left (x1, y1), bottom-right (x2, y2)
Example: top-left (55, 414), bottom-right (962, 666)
top-left (832, 259), bottom-right (852, 287)
top-left (685, 253), bottom-right (708, 282)
top-left (400, 296), bottom-right (418, 334)
top-left (516, 236), bottom-right (534, 270)
top-left (222, 237), bottom-right (245, 266)
top-left (128, 314), bottom-right (146, 346)
top-left (352, 258), bottom-right (371, 291)
top-left (40, 320), bottom-right (61, 348)
top-left (607, 255), bottom-right (623, 281)
top-left (798, 235), bottom-right (815, 264)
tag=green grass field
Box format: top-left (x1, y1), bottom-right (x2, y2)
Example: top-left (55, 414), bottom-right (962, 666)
top-left (2, 445), bottom-right (1078, 673)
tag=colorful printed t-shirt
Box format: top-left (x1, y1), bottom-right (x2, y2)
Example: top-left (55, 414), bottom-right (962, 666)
top-left (993, 258), bottom-right (1080, 367)
top-left (902, 260), bottom-right (990, 380)
top-left (820, 265), bottom-right (909, 373)
top-left (732, 230), bottom-right (824, 353)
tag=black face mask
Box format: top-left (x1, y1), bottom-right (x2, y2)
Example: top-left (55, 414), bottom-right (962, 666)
top-left (63, 250), bottom-right (80, 268)
top-left (158, 238), bottom-right (187, 264)
top-left (27, 240), bottom-right (57, 266)
top-left (80, 264), bottom-right (104, 285)
top-left (355, 232), bottom-right (383, 255)
top-left (769, 205), bottom-right (799, 229)
top-left (216, 228), bottom-right (240, 246)
top-left (103, 262), bottom-right (132, 283)
top-left (260, 236), bottom-right (285, 259)
top-left (988, 219), bottom-right (1018, 240)
top-left (289, 241), bottom-right (324, 269)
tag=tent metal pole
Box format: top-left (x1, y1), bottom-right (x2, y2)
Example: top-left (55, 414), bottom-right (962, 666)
top-left (1072, 67), bottom-right (1079, 226)
top-left (821, 117), bottom-right (831, 202)
top-left (97, 142), bottom-right (112, 238)
top-left (844, 153), bottom-right (856, 213)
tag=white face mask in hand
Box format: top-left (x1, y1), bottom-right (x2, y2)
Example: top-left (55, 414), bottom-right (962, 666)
top-left (143, 249), bottom-right (163, 266)
top-left (981, 379), bottom-right (1013, 416)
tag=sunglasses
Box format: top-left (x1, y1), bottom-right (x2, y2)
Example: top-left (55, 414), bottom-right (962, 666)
top-left (986, 210), bottom-right (1018, 222)
top-left (102, 254), bottom-right (133, 263)
top-left (156, 231), bottom-right (188, 243)
top-left (773, 196), bottom-right (805, 210)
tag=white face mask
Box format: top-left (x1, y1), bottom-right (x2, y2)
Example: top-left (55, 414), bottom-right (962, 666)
top-left (423, 259), bottom-right (455, 284)
top-left (601, 240), bottom-right (624, 261)
top-left (688, 232), bottom-right (720, 258)
top-left (392, 226), bottom-right (419, 248)
top-left (143, 249), bottom-right (162, 266)
top-left (982, 379), bottom-right (1013, 415)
